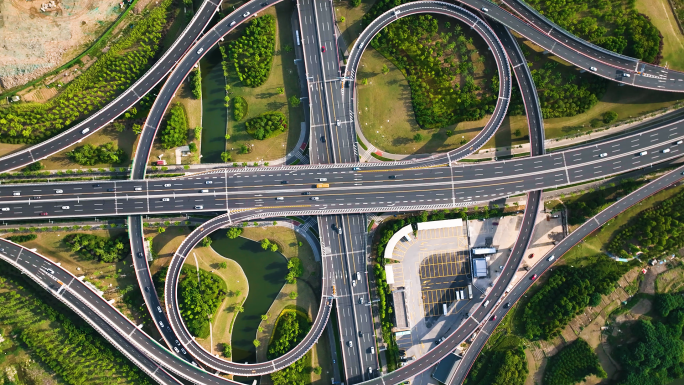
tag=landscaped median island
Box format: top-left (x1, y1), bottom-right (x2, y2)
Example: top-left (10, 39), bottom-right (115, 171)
top-left (220, 1), bottom-right (303, 163)
top-left (462, 182), bottom-right (684, 385)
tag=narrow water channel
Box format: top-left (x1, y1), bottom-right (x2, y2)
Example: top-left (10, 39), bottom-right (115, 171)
top-left (199, 45), bottom-right (227, 163)
top-left (210, 230), bottom-right (288, 364)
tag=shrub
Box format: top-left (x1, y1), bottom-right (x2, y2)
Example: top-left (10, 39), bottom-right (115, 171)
top-left (6, 234), bottom-right (37, 243)
top-left (603, 111), bottom-right (618, 124)
top-left (67, 143), bottom-right (126, 166)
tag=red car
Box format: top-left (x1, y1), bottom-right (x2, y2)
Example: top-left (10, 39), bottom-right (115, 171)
top-left (528, 253), bottom-right (534, 259)
top-left (40, 212), bottom-right (48, 216)
top-left (530, 274), bottom-right (537, 280)
top-left (322, 46), bottom-right (326, 52)
top-left (490, 315), bottom-right (497, 321)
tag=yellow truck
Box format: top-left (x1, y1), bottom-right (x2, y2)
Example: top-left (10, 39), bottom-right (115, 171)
top-left (316, 183), bottom-right (329, 188)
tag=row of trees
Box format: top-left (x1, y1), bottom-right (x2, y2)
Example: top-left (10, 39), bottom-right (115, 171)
top-left (245, 112), bottom-right (288, 140)
top-left (521, 255), bottom-right (633, 340)
top-left (268, 310), bottom-right (312, 385)
top-left (370, 15), bottom-right (497, 129)
top-left (66, 142), bottom-right (127, 166)
top-left (543, 338), bottom-right (606, 385)
top-left (526, 0), bottom-right (663, 63)
top-left (160, 103), bottom-right (188, 149)
top-left (608, 189), bottom-right (684, 259)
top-left (227, 15), bottom-right (276, 87)
top-left (63, 233), bottom-right (130, 263)
top-left (189, 68), bottom-right (202, 99)
top-left (286, 257), bottom-right (303, 284)
top-left (232, 96), bottom-right (249, 121)
top-left (0, 271), bottom-right (154, 384)
top-left (0, 0), bottom-right (173, 144)
top-left (178, 266), bottom-right (227, 338)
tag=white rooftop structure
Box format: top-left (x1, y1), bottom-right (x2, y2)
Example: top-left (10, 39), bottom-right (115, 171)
top-left (383, 225), bottom-right (413, 260)
top-left (416, 218), bottom-right (463, 230)
top-left (473, 258), bottom-right (488, 278)
top-left (385, 265), bottom-right (395, 285)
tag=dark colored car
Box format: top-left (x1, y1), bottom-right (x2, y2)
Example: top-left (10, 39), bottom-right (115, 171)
top-left (303, 192), bottom-right (311, 195)
top-left (503, 302), bottom-right (511, 308)
top-left (107, 188), bottom-right (115, 192)
top-left (389, 175), bottom-right (397, 179)
top-left (261, 1), bottom-right (268, 5)
top-left (528, 253), bottom-right (534, 259)
top-left (321, 136), bottom-right (326, 143)
top-left (144, 286), bottom-right (150, 292)
top-left (137, 252), bottom-right (144, 258)
top-left (93, 184), bottom-right (101, 187)
top-left (281, 180), bottom-right (288, 184)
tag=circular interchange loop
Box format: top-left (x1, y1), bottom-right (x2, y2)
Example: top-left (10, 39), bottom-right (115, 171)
top-left (153, 2), bottom-right (512, 376)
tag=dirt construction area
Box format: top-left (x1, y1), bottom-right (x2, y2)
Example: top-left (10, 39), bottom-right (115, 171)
top-left (0, 0), bottom-right (121, 89)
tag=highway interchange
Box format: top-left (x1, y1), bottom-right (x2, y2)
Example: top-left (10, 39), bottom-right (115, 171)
top-left (2, 0), bottom-right (684, 384)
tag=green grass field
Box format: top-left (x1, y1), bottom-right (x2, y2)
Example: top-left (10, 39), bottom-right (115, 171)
top-left (357, 47), bottom-right (491, 155)
top-left (636, 0), bottom-right (684, 71)
top-left (223, 2), bottom-right (303, 162)
top-left (335, 0), bottom-right (378, 47)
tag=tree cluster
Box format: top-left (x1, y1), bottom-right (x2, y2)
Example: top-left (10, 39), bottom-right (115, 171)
top-left (526, 0), bottom-right (663, 63)
top-left (464, 345), bottom-right (528, 385)
top-left (286, 257), bottom-right (302, 284)
top-left (66, 142), bottom-right (127, 166)
top-left (245, 112), bottom-right (288, 140)
top-left (608, 189), bottom-right (684, 259)
top-left (543, 338), bottom-right (606, 385)
top-left (227, 15), bottom-right (276, 87)
top-left (0, 0), bottom-right (173, 144)
top-left (370, 15), bottom-right (497, 129)
top-left (522, 255), bottom-right (633, 340)
top-left (268, 311), bottom-right (312, 385)
top-left (226, 227), bottom-right (243, 239)
top-left (6, 234), bottom-right (37, 243)
top-left (232, 96), bottom-right (249, 121)
top-left (161, 103), bottom-right (188, 149)
top-left (178, 266), bottom-right (227, 338)
top-left (260, 238), bottom-right (279, 252)
top-left (0, 271), bottom-right (153, 384)
top-left (63, 233), bottom-right (130, 263)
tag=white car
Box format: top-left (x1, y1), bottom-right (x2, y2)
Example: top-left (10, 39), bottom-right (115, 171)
top-left (677, 140), bottom-right (683, 145)
top-left (230, 20), bottom-right (236, 27)
top-left (311, 197), bottom-right (319, 200)
top-left (205, 180), bottom-right (213, 184)
top-left (548, 255), bottom-right (555, 261)
top-left (200, 189), bottom-right (209, 193)
top-left (590, 66), bottom-right (597, 71)
top-left (81, 128), bottom-right (90, 134)
top-left (623, 73), bottom-right (631, 78)
top-left (1, 207), bottom-right (9, 211)
top-left (55, 189), bottom-right (63, 194)
top-left (12, 192), bottom-right (20, 196)
top-left (243, 11), bottom-right (250, 17)
top-left (134, 187), bottom-right (142, 191)
top-left (599, 153), bottom-right (607, 157)
top-left (196, 47), bottom-right (204, 55)
top-left (194, 205), bottom-right (204, 209)
top-left (276, 197), bottom-right (284, 200)
top-left (481, 7), bottom-right (489, 11)
top-left (162, 198), bottom-right (170, 202)
top-left (164, 183), bottom-right (171, 187)
top-left (663, 148), bottom-right (671, 153)
top-left (61, 206), bottom-right (70, 210)
top-left (639, 151), bottom-right (648, 156)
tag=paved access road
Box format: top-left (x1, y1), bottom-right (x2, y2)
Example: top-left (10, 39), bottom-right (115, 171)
top-left (0, 0), bottom-right (221, 173)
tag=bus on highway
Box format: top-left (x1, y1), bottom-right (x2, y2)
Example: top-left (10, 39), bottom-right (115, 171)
top-left (316, 183), bottom-right (329, 188)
